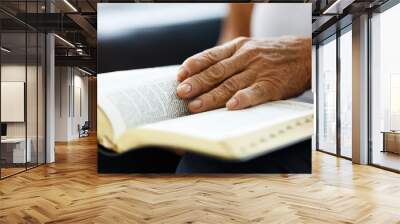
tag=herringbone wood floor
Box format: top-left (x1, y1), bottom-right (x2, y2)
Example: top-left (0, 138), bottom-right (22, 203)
top-left (1, 135), bottom-right (400, 224)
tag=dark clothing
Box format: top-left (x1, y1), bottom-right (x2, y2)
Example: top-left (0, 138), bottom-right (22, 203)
top-left (98, 139), bottom-right (311, 174)
top-left (176, 139), bottom-right (311, 173)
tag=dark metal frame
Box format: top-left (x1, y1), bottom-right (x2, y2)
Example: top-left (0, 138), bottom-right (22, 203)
top-left (367, 10), bottom-right (373, 166)
top-left (315, 17), bottom-right (353, 161)
top-left (0, 0), bottom-right (47, 180)
top-left (315, 32), bottom-right (341, 157)
top-left (336, 20), bottom-right (341, 158)
top-left (338, 23), bottom-right (353, 161)
top-left (315, 44), bottom-right (319, 151)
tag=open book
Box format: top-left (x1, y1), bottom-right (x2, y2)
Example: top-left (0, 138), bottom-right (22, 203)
top-left (98, 65), bottom-right (314, 161)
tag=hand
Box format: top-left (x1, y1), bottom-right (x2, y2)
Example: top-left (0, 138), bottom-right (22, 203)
top-left (176, 36), bottom-right (312, 113)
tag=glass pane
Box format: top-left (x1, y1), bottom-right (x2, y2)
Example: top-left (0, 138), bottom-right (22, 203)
top-left (27, 31), bottom-right (38, 169)
top-left (339, 29), bottom-right (352, 158)
top-left (371, 3), bottom-right (400, 171)
top-left (317, 36), bottom-right (337, 154)
top-left (27, 0), bottom-right (40, 170)
top-left (1, 30), bottom-right (27, 177)
top-left (38, 33), bottom-right (45, 165)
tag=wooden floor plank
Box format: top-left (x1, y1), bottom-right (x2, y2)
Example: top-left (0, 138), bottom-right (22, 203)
top-left (0, 135), bottom-right (400, 223)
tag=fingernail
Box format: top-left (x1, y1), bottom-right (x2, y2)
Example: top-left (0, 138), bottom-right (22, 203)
top-left (189, 99), bottom-right (202, 110)
top-left (226, 97), bottom-right (239, 109)
top-left (177, 83), bottom-right (192, 95)
top-left (177, 66), bottom-right (188, 81)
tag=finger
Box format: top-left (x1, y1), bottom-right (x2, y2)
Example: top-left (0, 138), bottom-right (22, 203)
top-left (177, 37), bottom-right (248, 81)
top-left (188, 70), bottom-right (255, 113)
top-left (226, 80), bottom-right (283, 110)
top-left (177, 45), bottom-right (235, 82)
top-left (176, 52), bottom-right (249, 99)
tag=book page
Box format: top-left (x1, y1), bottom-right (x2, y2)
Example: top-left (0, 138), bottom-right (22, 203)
top-left (140, 100), bottom-right (313, 141)
top-left (98, 65), bottom-right (189, 137)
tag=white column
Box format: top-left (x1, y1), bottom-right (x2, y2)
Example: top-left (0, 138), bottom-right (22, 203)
top-left (45, 0), bottom-right (56, 163)
top-left (46, 33), bottom-right (55, 163)
top-left (352, 14), bottom-right (369, 164)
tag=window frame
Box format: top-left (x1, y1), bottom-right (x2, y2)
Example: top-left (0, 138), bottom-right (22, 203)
top-left (367, 0), bottom-right (400, 173)
top-left (315, 22), bottom-right (353, 161)
top-left (0, 0), bottom-right (48, 180)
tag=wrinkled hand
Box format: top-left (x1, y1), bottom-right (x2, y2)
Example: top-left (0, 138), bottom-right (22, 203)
top-left (176, 36), bottom-right (311, 113)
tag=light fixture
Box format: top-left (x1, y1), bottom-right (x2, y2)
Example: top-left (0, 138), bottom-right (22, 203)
top-left (54, 34), bottom-right (75, 48)
top-left (323, 0), bottom-right (355, 15)
top-left (78, 67), bottom-right (93, 76)
top-left (76, 48), bottom-right (85, 56)
top-left (63, 0), bottom-right (78, 12)
top-left (1, 47), bottom-right (11, 53)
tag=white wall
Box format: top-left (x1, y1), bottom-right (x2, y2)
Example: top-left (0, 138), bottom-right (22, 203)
top-left (75, 73), bottom-right (89, 127)
top-left (55, 67), bottom-right (89, 141)
top-left (1, 63), bottom-right (46, 163)
top-left (55, 66), bottom-right (69, 141)
top-left (1, 65), bottom-right (40, 138)
top-left (1, 65), bottom-right (27, 140)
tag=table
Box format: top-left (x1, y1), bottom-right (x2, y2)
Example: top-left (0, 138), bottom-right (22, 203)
top-left (1, 138), bottom-right (32, 163)
top-left (381, 131), bottom-right (400, 154)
